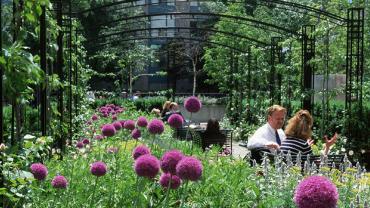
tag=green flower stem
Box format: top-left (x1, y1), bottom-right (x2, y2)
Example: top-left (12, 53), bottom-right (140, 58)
top-left (89, 177), bottom-right (99, 208)
top-left (179, 180), bottom-right (189, 208)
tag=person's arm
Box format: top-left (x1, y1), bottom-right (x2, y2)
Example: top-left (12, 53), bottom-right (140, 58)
top-left (323, 132), bottom-right (338, 155)
top-left (247, 126), bottom-right (278, 149)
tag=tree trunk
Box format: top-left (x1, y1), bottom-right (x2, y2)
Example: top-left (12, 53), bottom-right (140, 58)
top-left (129, 66), bottom-right (133, 97)
top-left (192, 63), bottom-right (196, 96)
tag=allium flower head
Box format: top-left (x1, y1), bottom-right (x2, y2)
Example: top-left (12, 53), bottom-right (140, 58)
top-left (76, 141), bottom-right (84, 149)
top-left (112, 121), bottom-right (122, 131)
top-left (160, 150), bottom-right (184, 175)
top-left (294, 175), bottom-right (338, 208)
top-left (86, 120), bottom-right (92, 125)
top-left (82, 138), bottom-right (90, 145)
top-left (112, 115), bottom-right (117, 121)
top-left (176, 156), bottom-right (203, 181)
top-left (184, 96), bottom-right (202, 113)
top-left (30, 163), bottom-right (48, 181)
top-left (134, 154), bottom-right (160, 179)
top-left (119, 120), bottom-right (126, 127)
top-left (131, 128), bottom-right (141, 139)
top-left (132, 145), bottom-right (151, 160)
top-left (90, 161), bottom-right (107, 177)
top-left (167, 114), bottom-right (184, 128)
top-left (102, 113), bottom-right (108, 118)
top-left (124, 120), bottom-right (135, 130)
top-left (95, 135), bottom-right (104, 140)
top-left (51, 175), bottom-right (68, 189)
top-left (159, 173), bottom-right (182, 189)
top-left (107, 147), bottom-right (118, 154)
top-left (136, 116), bottom-right (148, 127)
top-left (101, 124), bottom-right (116, 137)
top-left (91, 114), bottom-right (99, 121)
top-left (147, 119), bottom-right (165, 135)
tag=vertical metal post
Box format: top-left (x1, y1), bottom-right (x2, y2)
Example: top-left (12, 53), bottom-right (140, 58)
top-left (56, 0), bottom-right (65, 152)
top-left (0, 0), bottom-right (3, 144)
top-left (40, 5), bottom-right (47, 136)
top-left (68, 0), bottom-right (73, 140)
top-left (270, 37), bottom-right (282, 105)
top-left (301, 25), bottom-right (315, 113)
top-left (345, 8), bottom-right (364, 114)
top-left (74, 29), bottom-right (78, 116)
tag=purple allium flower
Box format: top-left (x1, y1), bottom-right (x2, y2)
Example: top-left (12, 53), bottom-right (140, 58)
top-left (30, 163), bottom-right (48, 181)
top-left (90, 161), bottom-right (107, 177)
top-left (131, 128), bottom-right (141, 139)
top-left (82, 138), bottom-right (90, 145)
top-left (102, 113), bottom-right (108, 118)
top-left (107, 147), bottom-right (118, 154)
top-left (159, 173), bottom-right (182, 189)
top-left (132, 145), bottom-right (151, 160)
top-left (294, 175), bottom-right (338, 208)
top-left (160, 150), bottom-right (184, 175)
top-left (101, 124), bottom-right (116, 137)
top-left (184, 96), bottom-right (202, 113)
top-left (167, 114), bottom-right (184, 128)
top-left (123, 120), bottom-right (135, 130)
top-left (136, 116), bottom-right (148, 127)
top-left (112, 121), bottom-right (122, 131)
top-left (91, 114), bottom-right (99, 121)
top-left (119, 120), bottom-right (126, 127)
top-left (147, 119), bottom-right (165, 135)
top-left (76, 141), bottom-right (84, 149)
top-left (112, 115), bottom-right (117, 121)
top-left (95, 135), bottom-right (104, 140)
top-left (176, 156), bottom-right (203, 181)
top-left (134, 154), bottom-right (160, 179)
top-left (86, 120), bottom-right (92, 125)
top-left (51, 175), bottom-right (68, 189)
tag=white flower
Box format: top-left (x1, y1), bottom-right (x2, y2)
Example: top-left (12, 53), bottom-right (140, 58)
top-left (349, 150), bottom-right (354, 156)
top-left (24, 134), bottom-right (36, 140)
top-left (361, 149), bottom-right (366, 154)
top-left (341, 148), bottom-right (346, 152)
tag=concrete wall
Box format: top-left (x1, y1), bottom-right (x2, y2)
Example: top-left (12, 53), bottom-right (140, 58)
top-left (179, 105), bottom-right (226, 123)
top-left (314, 74), bottom-right (346, 101)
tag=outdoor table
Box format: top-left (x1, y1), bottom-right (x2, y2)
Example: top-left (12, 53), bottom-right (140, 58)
top-left (175, 124), bottom-right (233, 154)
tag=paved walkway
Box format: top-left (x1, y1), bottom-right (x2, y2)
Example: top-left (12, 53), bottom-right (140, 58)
top-left (232, 141), bottom-right (249, 159)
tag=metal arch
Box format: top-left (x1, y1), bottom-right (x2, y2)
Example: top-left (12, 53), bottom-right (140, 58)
top-left (75, 0), bottom-right (346, 23)
top-left (86, 26), bottom-right (269, 46)
top-left (97, 0), bottom-right (346, 25)
top-left (82, 12), bottom-right (299, 36)
top-left (79, 15), bottom-right (287, 39)
top-left (86, 36), bottom-right (256, 54)
top-left (258, 0), bottom-right (346, 22)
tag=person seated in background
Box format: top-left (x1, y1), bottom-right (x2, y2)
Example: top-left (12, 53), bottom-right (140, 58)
top-left (247, 105), bottom-right (287, 163)
top-left (201, 118), bottom-right (226, 150)
top-left (161, 101), bottom-right (172, 118)
top-left (162, 102), bottom-right (184, 122)
top-left (280, 109), bottom-right (338, 156)
top-left (247, 105), bottom-right (287, 150)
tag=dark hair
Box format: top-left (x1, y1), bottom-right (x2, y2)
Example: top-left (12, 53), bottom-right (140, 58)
top-left (205, 118), bottom-right (220, 133)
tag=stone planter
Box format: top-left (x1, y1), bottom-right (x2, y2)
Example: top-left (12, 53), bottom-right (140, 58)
top-left (179, 104), bottom-right (226, 123)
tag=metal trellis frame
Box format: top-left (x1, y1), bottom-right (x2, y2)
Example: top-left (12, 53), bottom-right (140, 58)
top-left (301, 25), bottom-right (315, 113)
top-left (270, 36), bottom-right (282, 105)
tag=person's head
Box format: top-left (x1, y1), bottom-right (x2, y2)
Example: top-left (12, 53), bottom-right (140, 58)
top-left (206, 118), bottom-right (220, 132)
top-left (169, 102), bottom-right (179, 111)
top-left (267, 105), bottom-right (287, 130)
top-left (285, 110), bottom-right (313, 140)
top-left (162, 101), bottom-right (171, 111)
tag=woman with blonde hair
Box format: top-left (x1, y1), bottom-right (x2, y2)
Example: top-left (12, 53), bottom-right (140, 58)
top-left (161, 101), bottom-right (172, 117)
top-left (280, 110), bottom-right (338, 156)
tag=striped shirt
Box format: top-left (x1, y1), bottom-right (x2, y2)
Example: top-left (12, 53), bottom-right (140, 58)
top-left (280, 137), bottom-right (312, 156)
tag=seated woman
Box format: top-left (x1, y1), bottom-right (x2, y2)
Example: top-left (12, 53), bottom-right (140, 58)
top-left (162, 102), bottom-right (184, 122)
top-left (161, 101), bottom-right (172, 118)
top-left (201, 119), bottom-right (226, 150)
top-left (280, 110), bottom-right (338, 156)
